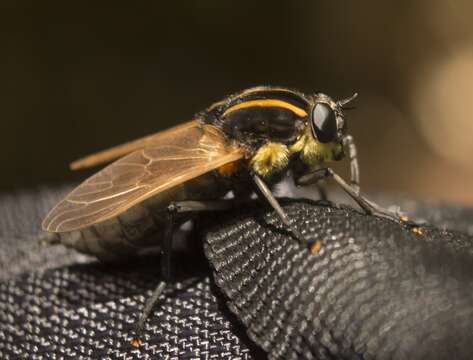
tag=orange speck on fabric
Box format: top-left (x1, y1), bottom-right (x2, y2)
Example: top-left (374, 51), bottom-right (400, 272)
top-left (310, 240), bottom-right (322, 254)
top-left (412, 227), bottom-right (424, 236)
top-left (130, 338), bottom-right (142, 348)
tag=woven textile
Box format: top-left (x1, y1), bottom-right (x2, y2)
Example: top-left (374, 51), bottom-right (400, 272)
top-left (0, 186), bottom-right (260, 359)
top-left (1, 186), bottom-right (473, 359)
top-left (205, 200), bottom-right (473, 360)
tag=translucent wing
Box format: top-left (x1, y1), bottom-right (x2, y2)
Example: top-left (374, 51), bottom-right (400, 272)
top-left (69, 120), bottom-right (199, 170)
top-left (43, 124), bottom-right (244, 232)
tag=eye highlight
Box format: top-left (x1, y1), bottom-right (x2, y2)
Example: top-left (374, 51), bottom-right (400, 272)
top-left (310, 103), bottom-right (337, 143)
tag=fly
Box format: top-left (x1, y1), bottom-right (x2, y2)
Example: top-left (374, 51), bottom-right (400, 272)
top-left (41, 86), bottom-right (409, 343)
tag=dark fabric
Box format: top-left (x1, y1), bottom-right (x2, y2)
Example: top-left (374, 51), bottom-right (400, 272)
top-left (0, 186), bottom-right (261, 359)
top-left (0, 186), bottom-right (472, 359)
top-left (205, 200), bottom-right (473, 360)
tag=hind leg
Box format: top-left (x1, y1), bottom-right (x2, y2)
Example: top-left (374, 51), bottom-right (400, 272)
top-left (132, 199), bottom-right (245, 344)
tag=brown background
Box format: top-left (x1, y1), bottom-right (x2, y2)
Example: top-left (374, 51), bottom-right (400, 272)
top-left (2, 1), bottom-right (473, 203)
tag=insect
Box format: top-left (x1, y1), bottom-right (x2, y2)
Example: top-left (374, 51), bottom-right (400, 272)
top-left (41, 86), bottom-right (405, 339)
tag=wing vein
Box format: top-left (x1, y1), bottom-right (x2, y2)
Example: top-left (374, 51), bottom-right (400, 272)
top-left (43, 124), bottom-right (244, 232)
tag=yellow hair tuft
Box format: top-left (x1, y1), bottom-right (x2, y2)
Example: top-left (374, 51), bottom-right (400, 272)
top-left (250, 142), bottom-right (290, 178)
top-left (289, 127), bottom-right (343, 167)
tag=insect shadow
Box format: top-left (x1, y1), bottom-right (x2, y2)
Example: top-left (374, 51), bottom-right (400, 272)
top-left (40, 250), bottom-right (209, 310)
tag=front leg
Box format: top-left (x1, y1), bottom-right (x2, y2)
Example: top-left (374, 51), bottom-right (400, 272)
top-left (343, 134), bottom-right (360, 194)
top-left (297, 168), bottom-right (404, 223)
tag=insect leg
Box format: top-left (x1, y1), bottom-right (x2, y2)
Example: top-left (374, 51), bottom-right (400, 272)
top-left (134, 210), bottom-right (176, 341)
top-left (134, 281), bottom-right (167, 342)
top-left (343, 135), bottom-right (360, 193)
top-left (167, 200), bottom-right (243, 213)
top-left (316, 182), bottom-right (328, 201)
top-left (252, 174), bottom-right (305, 241)
top-left (133, 199), bottom-right (249, 342)
top-left (297, 168), bottom-right (402, 223)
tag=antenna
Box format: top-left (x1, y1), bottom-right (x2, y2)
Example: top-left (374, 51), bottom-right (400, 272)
top-left (337, 92), bottom-right (358, 108)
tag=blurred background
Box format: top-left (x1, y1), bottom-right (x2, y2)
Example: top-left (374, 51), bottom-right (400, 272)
top-left (1, 1), bottom-right (473, 203)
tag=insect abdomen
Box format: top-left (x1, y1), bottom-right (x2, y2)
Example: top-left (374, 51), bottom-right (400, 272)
top-left (55, 203), bottom-right (160, 261)
top-left (50, 173), bottom-right (229, 260)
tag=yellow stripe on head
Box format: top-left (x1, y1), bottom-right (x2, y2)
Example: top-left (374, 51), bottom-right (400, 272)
top-left (223, 99), bottom-right (308, 118)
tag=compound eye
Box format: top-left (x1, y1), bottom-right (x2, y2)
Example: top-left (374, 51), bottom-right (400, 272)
top-left (310, 103), bottom-right (337, 143)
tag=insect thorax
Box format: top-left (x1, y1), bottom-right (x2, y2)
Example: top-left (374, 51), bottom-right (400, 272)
top-left (249, 127), bottom-right (344, 179)
top-left (199, 87), bottom-right (310, 148)
top-left (200, 86), bottom-right (344, 179)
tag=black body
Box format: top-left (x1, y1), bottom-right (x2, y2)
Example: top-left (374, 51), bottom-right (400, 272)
top-left (200, 86), bottom-right (311, 149)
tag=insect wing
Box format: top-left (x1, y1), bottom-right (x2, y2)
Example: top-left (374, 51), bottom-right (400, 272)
top-left (43, 125), bottom-right (243, 232)
top-left (70, 120), bottom-right (199, 170)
